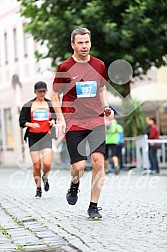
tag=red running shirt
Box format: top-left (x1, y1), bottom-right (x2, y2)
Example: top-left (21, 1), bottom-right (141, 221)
top-left (29, 108), bottom-right (51, 133)
top-left (52, 56), bottom-right (108, 131)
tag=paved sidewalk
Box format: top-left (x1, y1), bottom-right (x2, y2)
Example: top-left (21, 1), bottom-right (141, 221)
top-left (0, 167), bottom-right (167, 252)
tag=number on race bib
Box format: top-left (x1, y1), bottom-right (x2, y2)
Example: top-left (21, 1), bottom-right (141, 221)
top-left (76, 81), bottom-right (97, 98)
top-left (33, 109), bottom-right (49, 121)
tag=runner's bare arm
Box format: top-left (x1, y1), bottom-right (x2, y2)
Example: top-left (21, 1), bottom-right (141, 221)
top-left (100, 86), bottom-right (114, 119)
top-left (50, 90), bottom-right (66, 137)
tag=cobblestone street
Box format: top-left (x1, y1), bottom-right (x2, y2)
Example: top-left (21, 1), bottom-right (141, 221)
top-left (0, 166), bottom-right (167, 252)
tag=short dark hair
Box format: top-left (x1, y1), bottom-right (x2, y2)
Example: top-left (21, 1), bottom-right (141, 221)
top-left (149, 116), bottom-right (156, 124)
top-left (71, 27), bottom-right (91, 43)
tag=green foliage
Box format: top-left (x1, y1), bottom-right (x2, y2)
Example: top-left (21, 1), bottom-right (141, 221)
top-left (17, 0), bottom-right (167, 75)
top-left (2, 229), bottom-right (8, 235)
top-left (123, 99), bottom-right (146, 137)
top-left (16, 245), bottom-right (24, 251)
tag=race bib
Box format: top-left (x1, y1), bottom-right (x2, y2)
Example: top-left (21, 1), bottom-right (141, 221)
top-left (76, 81), bottom-right (97, 98)
top-left (33, 109), bottom-right (49, 121)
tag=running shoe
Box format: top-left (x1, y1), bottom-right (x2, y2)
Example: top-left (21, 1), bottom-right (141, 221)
top-left (35, 187), bottom-right (42, 198)
top-left (87, 206), bottom-right (102, 220)
top-left (114, 166), bottom-right (120, 175)
top-left (66, 188), bottom-right (79, 205)
top-left (42, 175), bottom-right (50, 191)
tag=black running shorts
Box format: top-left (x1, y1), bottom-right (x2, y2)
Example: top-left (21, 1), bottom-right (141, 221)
top-left (28, 132), bottom-right (52, 151)
top-left (105, 144), bottom-right (118, 159)
top-left (66, 125), bottom-right (105, 164)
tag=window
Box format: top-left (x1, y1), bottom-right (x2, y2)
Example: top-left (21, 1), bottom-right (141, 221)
top-left (23, 23), bottom-right (28, 57)
top-left (4, 32), bottom-right (8, 64)
top-left (4, 108), bottom-right (14, 149)
top-left (13, 28), bottom-right (18, 61)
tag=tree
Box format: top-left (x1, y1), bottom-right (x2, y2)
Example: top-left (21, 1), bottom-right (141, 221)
top-left (123, 99), bottom-right (146, 137)
top-left (17, 0), bottom-right (167, 77)
top-left (17, 0), bottom-right (167, 135)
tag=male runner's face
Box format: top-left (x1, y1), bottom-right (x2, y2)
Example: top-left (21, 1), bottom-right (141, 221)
top-left (71, 34), bottom-right (91, 60)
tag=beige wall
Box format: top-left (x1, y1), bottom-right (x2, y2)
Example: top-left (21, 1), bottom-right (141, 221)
top-left (157, 66), bottom-right (167, 84)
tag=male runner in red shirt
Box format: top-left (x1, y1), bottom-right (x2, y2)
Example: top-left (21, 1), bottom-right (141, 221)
top-left (51, 27), bottom-right (114, 220)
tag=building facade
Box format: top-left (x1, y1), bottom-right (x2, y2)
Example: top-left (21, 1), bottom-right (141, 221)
top-left (0, 0), bottom-right (54, 166)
